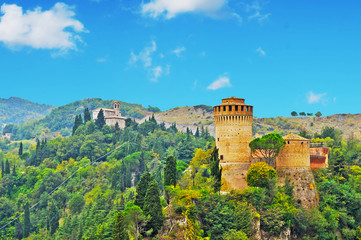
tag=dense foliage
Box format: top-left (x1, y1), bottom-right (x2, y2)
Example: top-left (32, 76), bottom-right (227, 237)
top-left (3, 98), bottom-right (153, 140)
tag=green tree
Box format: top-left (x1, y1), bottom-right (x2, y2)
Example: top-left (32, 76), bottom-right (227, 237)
top-left (84, 108), bottom-right (91, 123)
top-left (113, 211), bottom-right (129, 240)
top-left (1, 160), bottom-right (4, 177)
top-left (72, 115), bottom-right (83, 135)
top-left (23, 202), bottom-right (31, 238)
top-left (48, 201), bottom-right (60, 234)
top-left (195, 127), bottom-right (200, 137)
top-left (124, 201), bottom-right (148, 240)
top-left (135, 172), bottom-right (152, 209)
top-left (249, 133), bottom-right (286, 166)
top-left (291, 111), bottom-right (298, 117)
top-left (164, 155), bottom-right (177, 187)
top-left (143, 180), bottom-right (164, 235)
top-left (222, 229), bottom-right (249, 240)
top-left (234, 202), bottom-right (254, 235)
top-left (246, 162), bottom-right (277, 188)
top-left (18, 142), bottom-right (23, 156)
top-left (95, 109), bottom-right (106, 129)
top-left (69, 193), bottom-right (85, 214)
top-left (299, 112), bottom-right (306, 116)
top-left (210, 147), bottom-right (222, 193)
top-left (5, 159), bottom-right (10, 174)
top-left (315, 111), bottom-right (322, 117)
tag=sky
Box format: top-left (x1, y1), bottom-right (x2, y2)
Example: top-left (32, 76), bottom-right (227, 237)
top-left (0, 0), bottom-right (360, 118)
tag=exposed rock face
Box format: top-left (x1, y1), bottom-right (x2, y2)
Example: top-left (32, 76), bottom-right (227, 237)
top-left (310, 147), bottom-right (329, 169)
top-left (277, 167), bottom-right (318, 209)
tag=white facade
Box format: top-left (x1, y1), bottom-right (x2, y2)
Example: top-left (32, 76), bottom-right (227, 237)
top-left (93, 101), bottom-right (126, 128)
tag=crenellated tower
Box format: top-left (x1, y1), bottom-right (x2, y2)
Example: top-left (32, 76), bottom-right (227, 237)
top-left (213, 97), bottom-right (253, 190)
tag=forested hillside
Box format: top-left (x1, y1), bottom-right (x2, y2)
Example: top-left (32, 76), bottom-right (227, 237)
top-left (0, 97), bottom-right (54, 132)
top-left (3, 98), bottom-right (158, 140)
top-left (0, 108), bottom-right (361, 239)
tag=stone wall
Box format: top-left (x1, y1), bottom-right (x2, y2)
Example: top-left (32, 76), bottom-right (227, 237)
top-left (310, 147), bottom-right (329, 169)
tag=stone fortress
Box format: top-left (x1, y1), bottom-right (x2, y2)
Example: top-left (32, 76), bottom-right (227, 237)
top-left (214, 97), bottom-right (328, 208)
top-left (93, 101), bottom-right (127, 128)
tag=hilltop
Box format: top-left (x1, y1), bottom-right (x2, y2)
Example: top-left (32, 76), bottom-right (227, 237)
top-left (155, 106), bottom-right (361, 138)
top-left (0, 97), bottom-right (54, 131)
top-left (3, 98), bottom-right (157, 140)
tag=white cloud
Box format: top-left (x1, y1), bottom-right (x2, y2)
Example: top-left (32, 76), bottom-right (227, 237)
top-left (246, 1), bottom-right (270, 23)
top-left (307, 91), bottom-right (327, 104)
top-left (172, 46), bottom-right (186, 57)
top-left (152, 66), bottom-right (163, 82)
top-left (256, 47), bottom-right (266, 56)
top-left (0, 3), bottom-right (86, 51)
top-left (129, 41), bottom-right (157, 67)
top-left (207, 75), bottom-right (231, 90)
top-left (141, 0), bottom-right (227, 19)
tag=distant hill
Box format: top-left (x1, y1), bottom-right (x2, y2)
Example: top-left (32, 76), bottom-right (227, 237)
top-left (155, 106), bottom-right (361, 139)
top-left (3, 98), bottom-right (156, 140)
top-left (0, 97), bottom-right (54, 131)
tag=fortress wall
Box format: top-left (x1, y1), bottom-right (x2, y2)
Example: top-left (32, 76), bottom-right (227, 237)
top-left (276, 140), bottom-right (310, 168)
top-left (220, 162), bottom-right (250, 191)
top-left (310, 147), bottom-right (329, 168)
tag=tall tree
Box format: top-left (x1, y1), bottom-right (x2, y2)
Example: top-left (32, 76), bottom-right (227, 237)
top-left (143, 180), bottom-right (164, 235)
top-left (84, 108), bottom-right (91, 123)
top-left (1, 160), bottom-right (4, 178)
top-left (113, 211), bottom-right (129, 240)
top-left (135, 172), bottom-right (152, 210)
top-left (72, 115), bottom-right (81, 135)
top-left (249, 133), bottom-right (286, 166)
top-left (18, 142), bottom-right (23, 156)
top-left (48, 201), bottom-right (60, 234)
top-left (139, 152), bottom-right (146, 175)
top-left (195, 127), bottom-right (200, 137)
top-left (12, 164), bottom-right (16, 176)
top-left (23, 202), bottom-right (31, 238)
top-left (164, 155), bottom-right (177, 187)
top-left (5, 159), bottom-right (10, 174)
top-left (210, 147), bottom-right (222, 193)
top-left (95, 109), bottom-right (106, 129)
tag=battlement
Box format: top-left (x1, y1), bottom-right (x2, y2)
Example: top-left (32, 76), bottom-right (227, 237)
top-left (214, 97), bottom-right (253, 116)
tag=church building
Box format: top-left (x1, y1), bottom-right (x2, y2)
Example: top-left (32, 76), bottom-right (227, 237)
top-left (92, 101), bottom-right (126, 128)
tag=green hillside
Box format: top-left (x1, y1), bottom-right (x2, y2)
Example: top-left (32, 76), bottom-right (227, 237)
top-left (0, 97), bottom-right (54, 132)
top-left (3, 98), bottom-right (156, 140)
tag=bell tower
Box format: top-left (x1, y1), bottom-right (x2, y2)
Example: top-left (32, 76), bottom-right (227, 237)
top-left (114, 100), bottom-right (120, 116)
top-left (213, 97), bottom-right (253, 190)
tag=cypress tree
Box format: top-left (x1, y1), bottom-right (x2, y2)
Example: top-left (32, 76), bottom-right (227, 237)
top-left (210, 147), bottom-right (222, 193)
top-left (5, 159), bottom-right (10, 174)
top-left (1, 160), bottom-right (4, 178)
top-left (12, 164), bottom-right (16, 176)
top-left (18, 142), bottom-right (23, 156)
top-left (72, 115), bottom-right (79, 136)
top-left (23, 202), bottom-right (31, 238)
top-left (84, 108), bottom-right (91, 123)
top-left (195, 127), bottom-right (200, 137)
top-left (164, 155), bottom-right (177, 187)
top-left (115, 122), bottom-right (120, 132)
top-left (143, 180), bottom-right (164, 235)
top-left (48, 201), bottom-right (60, 234)
top-left (35, 138), bottom-right (41, 152)
top-left (113, 212), bottom-right (129, 240)
top-left (78, 114), bottom-right (83, 125)
top-left (95, 109), bottom-right (106, 129)
top-left (135, 172), bottom-right (152, 209)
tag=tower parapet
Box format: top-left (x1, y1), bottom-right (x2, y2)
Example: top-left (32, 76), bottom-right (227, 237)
top-left (213, 97), bottom-right (253, 190)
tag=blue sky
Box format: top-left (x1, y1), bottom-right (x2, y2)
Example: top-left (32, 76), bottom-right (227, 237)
top-left (0, 0), bottom-right (360, 118)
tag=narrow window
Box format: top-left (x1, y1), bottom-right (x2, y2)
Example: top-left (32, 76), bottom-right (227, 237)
top-left (218, 106), bottom-right (221, 112)
top-left (220, 155), bottom-right (224, 160)
top-left (235, 105), bottom-right (238, 111)
top-left (223, 106), bottom-right (226, 111)
top-left (301, 142), bottom-right (303, 145)
top-left (288, 141), bottom-right (290, 144)
top-left (217, 138), bottom-right (220, 142)
top-left (241, 106), bottom-right (244, 111)
top-left (229, 105), bottom-right (232, 111)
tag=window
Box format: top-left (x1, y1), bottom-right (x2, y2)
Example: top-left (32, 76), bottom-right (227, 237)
top-left (220, 155), bottom-right (224, 160)
top-left (235, 105), bottom-right (238, 111)
top-left (223, 106), bottom-right (226, 111)
top-left (241, 106), bottom-right (244, 111)
top-left (229, 105), bottom-right (232, 111)
top-left (217, 138), bottom-right (220, 142)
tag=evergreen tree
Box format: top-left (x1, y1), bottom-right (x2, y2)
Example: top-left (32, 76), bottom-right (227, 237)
top-left (139, 152), bottom-right (146, 175)
top-left (72, 115), bottom-right (80, 135)
top-left (12, 164), bottom-right (16, 176)
top-left (48, 201), bottom-right (60, 234)
top-left (35, 138), bottom-right (41, 152)
top-left (113, 211), bottom-right (129, 240)
top-left (164, 155), bottom-right (177, 187)
top-left (135, 172), bottom-right (152, 209)
top-left (195, 127), bottom-right (200, 137)
top-left (5, 159), bottom-right (10, 174)
top-left (23, 202), bottom-right (31, 238)
top-left (115, 122), bottom-right (120, 132)
top-left (143, 180), bottom-right (164, 235)
top-left (1, 160), bottom-right (4, 178)
top-left (84, 108), bottom-right (91, 123)
top-left (210, 147), bottom-right (222, 193)
top-left (95, 109), bottom-right (106, 129)
top-left (18, 142), bottom-right (23, 156)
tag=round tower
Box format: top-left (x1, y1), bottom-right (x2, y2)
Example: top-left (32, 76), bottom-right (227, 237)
top-left (276, 134), bottom-right (310, 168)
top-left (213, 97), bottom-right (253, 190)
